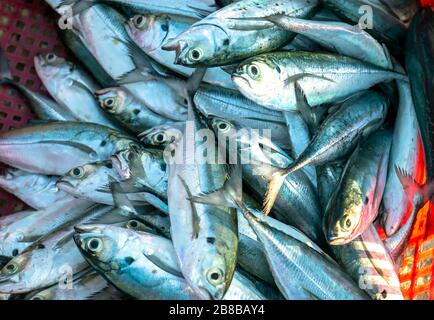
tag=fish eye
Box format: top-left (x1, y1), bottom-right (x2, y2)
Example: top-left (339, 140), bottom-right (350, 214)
top-left (154, 132), bottom-right (167, 144)
top-left (103, 98), bottom-right (116, 110)
top-left (86, 238), bottom-right (103, 253)
top-left (217, 121), bottom-right (231, 133)
top-left (31, 295), bottom-right (44, 300)
top-left (5, 262), bottom-right (18, 274)
top-left (188, 48), bottom-right (203, 62)
top-left (206, 268), bottom-right (224, 285)
top-left (70, 167), bottom-right (85, 179)
top-left (247, 64), bottom-right (260, 80)
top-left (133, 15), bottom-right (146, 28)
top-left (46, 53), bottom-right (56, 62)
top-left (342, 215), bottom-right (354, 229)
top-left (127, 220), bottom-right (139, 229)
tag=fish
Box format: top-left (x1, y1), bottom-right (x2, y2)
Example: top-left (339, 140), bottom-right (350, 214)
top-left (0, 168), bottom-right (71, 210)
top-left (321, 0), bottom-right (407, 50)
top-left (231, 51), bottom-right (406, 112)
top-left (193, 84), bottom-right (290, 150)
top-left (324, 129), bottom-right (393, 245)
top-left (165, 85), bottom-right (238, 300)
top-left (406, 8), bottom-right (434, 180)
top-left (263, 90), bottom-right (389, 214)
top-left (26, 270), bottom-right (110, 300)
top-left (208, 117), bottom-right (324, 245)
top-left (381, 64), bottom-right (421, 236)
top-left (34, 53), bottom-right (124, 131)
top-left (332, 225), bottom-right (403, 300)
top-left (189, 173), bottom-right (368, 300)
top-left (265, 15), bottom-right (390, 68)
top-left (125, 13), bottom-right (236, 89)
top-left (59, 28), bottom-right (116, 88)
top-left (74, 225), bottom-right (264, 300)
top-left (384, 167), bottom-right (434, 261)
top-left (0, 204), bottom-right (128, 294)
top-left (73, 4), bottom-right (169, 82)
top-left (0, 48), bottom-right (75, 121)
top-left (0, 198), bottom-right (93, 257)
top-left (162, 0), bottom-right (319, 67)
top-left (0, 121), bottom-right (138, 175)
top-left (95, 87), bottom-right (170, 134)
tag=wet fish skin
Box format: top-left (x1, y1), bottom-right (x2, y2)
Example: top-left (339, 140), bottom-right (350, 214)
top-left (263, 90), bottom-right (388, 216)
top-left (125, 13), bottom-right (236, 90)
top-left (26, 271), bottom-right (109, 300)
top-left (194, 85), bottom-right (290, 150)
top-left (232, 51), bottom-right (406, 112)
top-left (0, 121), bottom-right (138, 175)
top-left (0, 168), bottom-right (71, 210)
top-left (240, 207), bottom-right (369, 300)
top-left (324, 129), bottom-right (393, 245)
top-left (317, 162), bottom-right (345, 211)
top-left (209, 117), bottom-right (324, 246)
top-left (74, 225), bottom-right (264, 300)
top-left (381, 64), bottom-right (421, 236)
top-left (406, 8), bottom-right (434, 180)
top-left (332, 225), bottom-right (403, 300)
top-left (321, 0), bottom-right (407, 50)
top-left (59, 28), bottom-right (116, 88)
top-left (95, 87), bottom-right (170, 134)
top-left (266, 15), bottom-right (390, 68)
top-left (0, 205), bottom-right (127, 294)
top-left (0, 198), bottom-right (93, 257)
top-left (162, 0), bottom-right (319, 67)
top-left (34, 53), bottom-right (124, 131)
top-left (166, 103), bottom-right (238, 300)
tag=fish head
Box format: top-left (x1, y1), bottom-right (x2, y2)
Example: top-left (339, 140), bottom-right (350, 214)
top-left (325, 183), bottom-right (363, 245)
top-left (232, 56), bottom-right (282, 105)
top-left (95, 88), bottom-right (127, 115)
top-left (57, 162), bottom-right (110, 195)
top-left (111, 145), bottom-right (143, 181)
top-left (210, 117), bottom-right (237, 139)
top-left (162, 25), bottom-right (229, 67)
top-left (0, 253), bottom-right (32, 293)
top-left (34, 53), bottom-right (73, 80)
top-left (126, 14), bottom-right (166, 52)
top-left (73, 225), bottom-right (119, 271)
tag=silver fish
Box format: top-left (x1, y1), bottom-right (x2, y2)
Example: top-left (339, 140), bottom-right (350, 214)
top-left (0, 168), bottom-right (71, 210)
top-left (324, 129), bottom-right (393, 245)
top-left (332, 225), bottom-right (403, 300)
top-left (162, 0), bottom-right (319, 67)
top-left (0, 121), bottom-right (138, 175)
top-left (95, 87), bottom-right (169, 134)
top-left (0, 198), bottom-right (93, 257)
top-left (125, 14), bottom-right (236, 89)
top-left (232, 51), bottom-right (406, 112)
top-left (74, 225), bottom-right (264, 300)
top-left (263, 90), bottom-right (389, 215)
top-left (34, 53), bottom-right (124, 131)
top-left (0, 205), bottom-right (127, 294)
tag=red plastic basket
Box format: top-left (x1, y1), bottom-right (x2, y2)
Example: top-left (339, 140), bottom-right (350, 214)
top-left (0, 0), bottom-right (433, 300)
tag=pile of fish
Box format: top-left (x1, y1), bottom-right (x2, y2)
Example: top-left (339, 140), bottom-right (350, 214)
top-left (0, 0), bottom-right (433, 300)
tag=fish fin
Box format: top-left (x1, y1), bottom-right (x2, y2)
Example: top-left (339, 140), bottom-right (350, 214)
top-left (293, 81), bottom-right (324, 131)
top-left (0, 47), bottom-right (11, 79)
top-left (71, 79), bottom-right (94, 93)
top-left (226, 17), bottom-right (275, 31)
top-left (394, 165), bottom-right (422, 200)
top-left (220, 65), bottom-right (236, 75)
top-left (178, 175), bottom-right (201, 239)
top-left (263, 169), bottom-right (287, 215)
top-left (110, 177), bottom-right (138, 217)
top-left (186, 68), bottom-right (207, 95)
top-left (188, 164), bottom-right (243, 209)
top-left (17, 234), bottom-right (43, 244)
top-left (301, 288), bottom-right (321, 300)
top-left (142, 251), bottom-right (184, 278)
top-left (284, 73), bottom-right (335, 87)
top-left (95, 183), bottom-right (111, 193)
top-left (53, 232), bottom-right (74, 250)
top-left (28, 119), bottom-right (57, 125)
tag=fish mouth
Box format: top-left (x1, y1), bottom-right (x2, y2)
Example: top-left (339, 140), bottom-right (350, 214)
top-left (328, 236), bottom-right (350, 246)
top-left (161, 39), bottom-right (188, 65)
top-left (56, 180), bottom-right (76, 193)
top-left (111, 155), bottom-right (130, 180)
top-left (231, 74), bottom-right (252, 89)
top-left (74, 225), bottom-right (99, 234)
